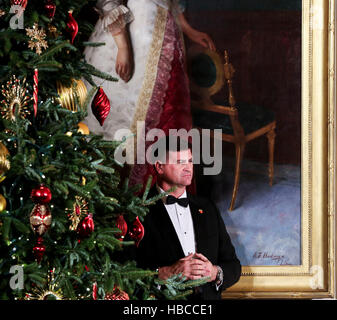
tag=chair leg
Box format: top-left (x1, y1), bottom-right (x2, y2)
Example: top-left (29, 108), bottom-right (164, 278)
top-left (229, 143), bottom-right (245, 211)
top-left (266, 128), bottom-right (276, 186)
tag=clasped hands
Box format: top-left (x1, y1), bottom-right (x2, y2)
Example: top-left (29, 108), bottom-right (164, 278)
top-left (158, 253), bottom-right (218, 282)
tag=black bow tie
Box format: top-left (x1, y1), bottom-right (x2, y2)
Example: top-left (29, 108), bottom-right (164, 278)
top-left (166, 195), bottom-right (189, 207)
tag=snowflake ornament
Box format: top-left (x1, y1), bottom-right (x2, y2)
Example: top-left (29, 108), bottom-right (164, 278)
top-left (25, 23), bottom-right (48, 55)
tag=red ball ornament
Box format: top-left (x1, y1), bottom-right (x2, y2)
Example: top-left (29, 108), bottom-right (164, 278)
top-left (30, 204), bottom-right (52, 236)
top-left (66, 10), bottom-right (78, 44)
top-left (11, 0), bottom-right (28, 9)
top-left (115, 215), bottom-right (128, 241)
top-left (33, 237), bottom-right (46, 263)
top-left (91, 87), bottom-right (111, 126)
top-left (31, 185), bottom-right (52, 204)
top-left (76, 214), bottom-right (94, 238)
top-left (128, 216), bottom-right (144, 247)
top-left (44, 0), bottom-right (56, 20)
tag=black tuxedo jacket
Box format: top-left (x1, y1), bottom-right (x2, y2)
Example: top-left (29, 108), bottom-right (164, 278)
top-left (135, 187), bottom-right (241, 300)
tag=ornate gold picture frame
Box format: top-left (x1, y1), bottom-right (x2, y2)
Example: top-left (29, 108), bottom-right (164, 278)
top-left (221, 0), bottom-right (336, 299)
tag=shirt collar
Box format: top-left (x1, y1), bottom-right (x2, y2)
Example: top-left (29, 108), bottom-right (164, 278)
top-left (156, 184), bottom-right (187, 204)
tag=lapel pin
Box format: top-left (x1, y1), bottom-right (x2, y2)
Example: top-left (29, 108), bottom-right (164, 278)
top-left (198, 209), bottom-right (203, 214)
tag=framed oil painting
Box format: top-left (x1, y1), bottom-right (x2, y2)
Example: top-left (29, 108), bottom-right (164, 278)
top-left (186, 0), bottom-right (335, 298)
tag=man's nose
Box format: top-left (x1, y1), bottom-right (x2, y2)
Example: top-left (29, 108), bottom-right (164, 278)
top-left (184, 164), bottom-right (193, 171)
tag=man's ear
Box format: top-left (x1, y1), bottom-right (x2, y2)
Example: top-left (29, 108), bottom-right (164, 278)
top-left (155, 161), bottom-right (163, 174)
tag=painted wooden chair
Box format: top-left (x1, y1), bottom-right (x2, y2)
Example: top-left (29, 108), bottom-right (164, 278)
top-left (188, 46), bottom-right (276, 211)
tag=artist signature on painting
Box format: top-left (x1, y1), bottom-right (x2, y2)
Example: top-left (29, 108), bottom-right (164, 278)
top-left (253, 251), bottom-right (292, 265)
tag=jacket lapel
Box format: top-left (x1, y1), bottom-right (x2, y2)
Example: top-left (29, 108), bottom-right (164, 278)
top-left (188, 194), bottom-right (208, 254)
top-left (148, 187), bottom-right (185, 260)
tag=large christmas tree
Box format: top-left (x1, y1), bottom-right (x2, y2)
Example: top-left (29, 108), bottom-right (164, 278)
top-left (0, 0), bottom-right (204, 300)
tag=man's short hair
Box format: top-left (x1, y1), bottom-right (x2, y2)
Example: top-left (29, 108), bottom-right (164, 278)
top-left (150, 135), bottom-right (192, 164)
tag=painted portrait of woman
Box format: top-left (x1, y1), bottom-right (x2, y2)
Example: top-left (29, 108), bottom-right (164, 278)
top-left (83, 0), bottom-right (215, 187)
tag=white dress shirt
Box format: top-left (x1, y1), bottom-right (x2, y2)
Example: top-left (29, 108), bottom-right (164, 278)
top-left (157, 186), bottom-right (196, 257)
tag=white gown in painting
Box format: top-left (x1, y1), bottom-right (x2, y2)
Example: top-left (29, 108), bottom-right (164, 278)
top-left (83, 0), bottom-right (187, 141)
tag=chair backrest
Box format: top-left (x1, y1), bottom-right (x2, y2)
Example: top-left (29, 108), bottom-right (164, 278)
top-left (187, 45), bottom-right (224, 104)
top-left (187, 45), bottom-right (239, 107)
top-left (187, 46), bottom-right (245, 139)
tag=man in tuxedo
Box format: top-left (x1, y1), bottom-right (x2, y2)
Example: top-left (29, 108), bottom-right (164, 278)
top-left (135, 136), bottom-right (241, 300)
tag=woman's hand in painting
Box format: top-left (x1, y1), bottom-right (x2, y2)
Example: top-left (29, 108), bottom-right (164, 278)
top-left (116, 46), bottom-right (134, 82)
top-left (186, 29), bottom-right (216, 51)
top-left (113, 29), bottom-right (134, 82)
top-left (178, 13), bottom-right (216, 51)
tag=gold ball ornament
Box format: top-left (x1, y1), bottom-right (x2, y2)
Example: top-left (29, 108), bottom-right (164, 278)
top-left (77, 122), bottom-right (89, 135)
top-left (56, 79), bottom-right (87, 112)
top-left (0, 194), bottom-right (6, 212)
top-left (65, 122), bottom-right (90, 137)
top-left (0, 142), bottom-right (10, 175)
